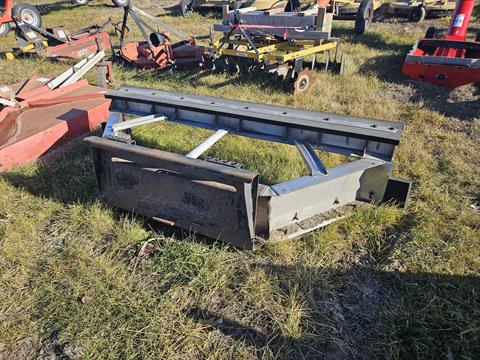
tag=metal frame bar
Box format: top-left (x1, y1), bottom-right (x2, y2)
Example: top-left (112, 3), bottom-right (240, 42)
top-left (131, 6), bottom-right (187, 40)
top-left (14, 19), bottom-right (69, 44)
top-left (186, 129), bottom-right (228, 159)
top-left (47, 50), bottom-right (105, 90)
top-left (210, 33), bottom-right (337, 63)
top-left (106, 86), bottom-right (402, 160)
top-left (85, 86), bottom-right (411, 249)
top-left (294, 140), bottom-right (327, 176)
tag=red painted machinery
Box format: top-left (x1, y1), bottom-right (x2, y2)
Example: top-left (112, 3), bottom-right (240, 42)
top-left (7, 18), bottom-right (112, 60)
top-left (0, 54), bottom-right (111, 171)
top-left (116, 4), bottom-right (204, 70)
top-left (402, 0), bottom-right (480, 87)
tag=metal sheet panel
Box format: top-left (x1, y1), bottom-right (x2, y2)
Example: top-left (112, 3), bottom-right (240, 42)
top-left (85, 136), bottom-right (260, 249)
top-left (264, 159), bottom-right (389, 232)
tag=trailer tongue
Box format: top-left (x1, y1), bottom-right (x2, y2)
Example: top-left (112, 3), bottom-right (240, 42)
top-left (402, 0), bottom-right (480, 87)
top-left (85, 86), bottom-right (411, 249)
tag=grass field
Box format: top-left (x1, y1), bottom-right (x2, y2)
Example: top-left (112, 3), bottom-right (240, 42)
top-left (0, 1), bottom-right (479, 359)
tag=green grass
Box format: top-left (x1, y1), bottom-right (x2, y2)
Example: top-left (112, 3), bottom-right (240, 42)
top-left (0, 1), bottom-right (479, 359)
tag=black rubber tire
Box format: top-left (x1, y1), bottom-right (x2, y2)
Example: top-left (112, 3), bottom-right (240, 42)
top-left (179, 0), bottom-right (195, 16)
top-left (355, 0), bottom-right (374, 35)
top-left (425, 26), bottom-right (436, 39)
top-left (0, 12), bottom-right (11, 36)
top-left (12, 4), bottom-right (42, 28)
top-left (112, 0), bottom-right (130, 8)
top-left (475, 31), bottom-right (480, 43)
top-left (284, 0), bottom-right (301, 12)
top-left (409, 5), bottom-right (426, 22)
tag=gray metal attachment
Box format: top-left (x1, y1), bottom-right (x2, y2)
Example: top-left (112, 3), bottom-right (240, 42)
top-left (85, 85), bottom-right (411, 249)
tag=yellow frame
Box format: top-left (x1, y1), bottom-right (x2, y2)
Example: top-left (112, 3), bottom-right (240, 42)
top-left (209, 37), bottom-right (338, 64)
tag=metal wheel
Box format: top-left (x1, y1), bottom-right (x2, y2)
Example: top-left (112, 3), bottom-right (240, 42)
top-left (251, 62), bottom-right (264, 75)
top-left (408, 5), bottom-right (427, 22)
top-left (226, 57), bottom-right (240, 75)
top-left (112, 0), bottom-right (130, 7)
top-left (114, 21), bottom-right (130, 36)
top-left (201, 54), bottom-right (215, 71)
top-left (73, 0), bottom-right (90, 5)
top-left (284, 0), bottom-right (301, 12)
top-left (0, 14), bottom-right (11, 36)
top-left (282, 67), bottom-right (295, 91)
top-left (179, 0), bottom-right (195, 16)
top-left (425, 26), bottom-right (436, 39)
top-left (213, 57), bottom-right (227, 73)
top-left (294, 69), bottom-right (315, 94)
top-left (354, 0), bottom-right (373, 35)
top-left (12, 4), bottom-right (42, 28)
top-left (238, 59), bottom-right (251, 75)
top-left (409, 5), bottom-right (426, 22)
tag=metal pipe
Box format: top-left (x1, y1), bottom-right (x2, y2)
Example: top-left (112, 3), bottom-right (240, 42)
top-left (111, 114), bottom-right (166, 134)
top-left (294, 140), bottom-right (327, 176)
top-left (446, 0), bottom-right (476, 40)
top-left (186, 129), bottom-right (228, 159)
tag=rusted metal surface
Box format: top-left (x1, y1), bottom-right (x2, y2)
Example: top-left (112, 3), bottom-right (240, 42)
top-left (121, 41), bottom-right (171, 70)
top-left (86, 136), bottom-right (259, 248)
top-left (117, 5), bottom-right (204, 70)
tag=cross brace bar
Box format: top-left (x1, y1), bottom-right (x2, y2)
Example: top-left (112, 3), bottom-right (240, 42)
top-left (106, 85), bottom-right (403, 161)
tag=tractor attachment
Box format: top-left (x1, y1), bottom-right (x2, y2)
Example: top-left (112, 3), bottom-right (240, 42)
top-left (402, 0), bottom-right (480, 87)
top-left (388, 0), bottom-right (456, 22)
top-left (0, 52), bottom-right (111, 171)
top-left (205, 5), bottom-right (345, 93)
top-left (85, 85), bottom-right (411, 249)
top-left (5, 17), bottom-right (112, 60)
top-left (116, 4), bottom-right (204, 70)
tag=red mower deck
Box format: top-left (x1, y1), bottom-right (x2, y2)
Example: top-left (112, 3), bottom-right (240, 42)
top-left (0, 79), bottom-right (110, 171)
top-left (44, 31), bottom-right (111, 60)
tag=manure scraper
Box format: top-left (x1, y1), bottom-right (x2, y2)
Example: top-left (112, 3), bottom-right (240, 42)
top-left (85, 86), bottom-right (411, 249)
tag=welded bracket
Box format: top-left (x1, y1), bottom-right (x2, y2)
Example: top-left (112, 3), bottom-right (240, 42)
top-left (294, 140), bottom-right (327, 176)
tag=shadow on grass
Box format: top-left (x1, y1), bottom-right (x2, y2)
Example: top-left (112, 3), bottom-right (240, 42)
top-left (187, 262), bottom-right (480, 359)
top-left (331, 28), bottom-right (413, 53)
top-left (184, 214), bottom-right (478, 358)
top-left (1, 135), bottom-right (478, 358)
top-left (0, 137), bottom-right (235, 250)
top-left (160, 3), bottom-right (222, 18)
top-left (129, 66), bottom-right (290, 94)
top-left (1, 139), bottom-right (100, 205)
top-left (35, 0), bottom-right (85, 15)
